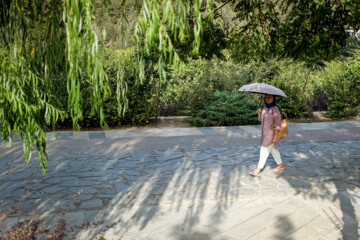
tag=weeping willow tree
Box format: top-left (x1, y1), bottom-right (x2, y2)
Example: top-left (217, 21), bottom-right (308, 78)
top-left (0, 0), bottom-right (214, 173)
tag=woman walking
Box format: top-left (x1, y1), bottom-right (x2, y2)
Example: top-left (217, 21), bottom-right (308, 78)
top-left (250, 94), bottom-right (285, 176)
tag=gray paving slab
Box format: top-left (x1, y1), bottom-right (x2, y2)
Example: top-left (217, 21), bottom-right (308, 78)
top-left (56, 131), bottom-right (73, 140)
top-left (0, 120), bottom-right (360, 239)
top-left (89, 131), bottom-right (106, 139)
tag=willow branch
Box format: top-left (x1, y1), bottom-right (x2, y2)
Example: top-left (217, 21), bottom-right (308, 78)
top-left (214, 0), bottom-right (232, 13)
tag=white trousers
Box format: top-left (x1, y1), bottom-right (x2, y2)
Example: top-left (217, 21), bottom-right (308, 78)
top-left (258, 144), bottom-right (282, 169)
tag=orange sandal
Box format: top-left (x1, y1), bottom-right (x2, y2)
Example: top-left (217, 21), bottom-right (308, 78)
top-left (250, 171), bottom-right (261, 177)
top-left (274, 165), bottom-right (285, 171)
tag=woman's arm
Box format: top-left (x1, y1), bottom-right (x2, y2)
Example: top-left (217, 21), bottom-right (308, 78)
top-left (272, 107), bottom-right (281, 143)
top-left (273, 107), bottom-right (281, 130)
top-left (257, 108), bottom-right (262, 121)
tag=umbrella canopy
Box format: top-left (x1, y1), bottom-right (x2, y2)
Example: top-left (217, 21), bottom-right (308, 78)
top-left (238, 83), bottom-right (287, 97)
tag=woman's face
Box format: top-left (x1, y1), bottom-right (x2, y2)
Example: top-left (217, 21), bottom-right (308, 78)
top-left (265, 94), bottom-right (274, 104)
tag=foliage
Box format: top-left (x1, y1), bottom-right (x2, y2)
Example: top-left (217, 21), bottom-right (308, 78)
top-left (87, 47), bottom-right (155, 126)
top-left (160, 54), bottom-right (279, 115)
top-left (51, 48), bottom-right (155, 128)
top-left (93, 0), bottom-right (141, 49)
top-left (321, 56), bottom-right (360, 118)
top-left (133, 0), bottom-right (219, 120)
top-left (163, 57), bottom-right (309, 118)
top-left (264, 59), bottom-right (309, 118)
top-left (0, 56), bottom-right (66, 174)
top-left (134, 0), bottom-right (214, 63)
top-left (187, 91), bottom-right (258, 127)
top-left (0, 0), bottom-right (215, 172)
top-left (0, 0), bottom-right (113, 173)
top-left (226, 0), bottom-right (360, 62)
top-left (64, 0), bottom-right (99, 129)
top-left (159, 57), bottom-right (244, 115)
top-left (222, 0), bottom-right (360, 108)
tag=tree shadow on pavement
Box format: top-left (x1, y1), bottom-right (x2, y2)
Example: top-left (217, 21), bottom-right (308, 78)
top-left (272, 215), bottom-right (295, 240)
top-left (1, 129), bottom-right (360, 239)
top-left (275, 139), bottom-right (360, 240)
top-left (76, 144), bottom-right (263, 239)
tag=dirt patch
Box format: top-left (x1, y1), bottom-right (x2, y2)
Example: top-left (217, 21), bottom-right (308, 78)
top-left (147, 116), bottom-right (192, 128)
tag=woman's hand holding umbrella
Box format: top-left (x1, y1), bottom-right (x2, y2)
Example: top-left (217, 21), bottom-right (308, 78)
top-left (257, 108), bottom-right (262, 116)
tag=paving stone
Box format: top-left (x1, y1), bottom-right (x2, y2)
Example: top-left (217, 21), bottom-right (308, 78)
top-left (216, 155), bottom-right (230, 161)
top-left (258, 179), bottom-right (278, 189)
top-left (104, 169), bottom-right (123, 176)
top-left (302, 167), bottom-right (323, 176)
top-left (59, 180), bottom-right (101, 187)
top-left (124, 169), bottom-right (142, 176)
top-left (89, 131), bottom-right (106, 139)
top-left (80, 199), bottom-right (103, 208)
top-left (43, 186), bottom-right (67, 194)
top-left (42, 176), bottom-right (78, 185)
top-left (156, 154), bottom-right (184, 162)
top-left (192, 154), bottom-right (211, 161)
top-left (98, 194), bottom-right (118, 200)
top-left (147, 162), bottom-right (181, 172)
top-left (288, 178), bottom-right (312, 189)
top-left (115, 161), bottom-right (139, 169)
top-left (197, 162), bottom-right (222, 169)
top-left (114, 182), bottom-right (130, 193)
top-left (73, 131), bottom-right (89, 140)
top-left (151, 186), bottom-right (168, 195)
top-left (76, 194), bottom-right (95, 201)
top-left (124, 175), bottom-right (142, 183)
top-left (3, 170), bottom-right (34, 181)
top-left (69, 186), bottom-right (98, 195)
top-left (56, 132), bottom-right (73, 140)
top-left (8, 188), bottom-right (26, 198)
top-left (112, 153), bottom-right (131, 159)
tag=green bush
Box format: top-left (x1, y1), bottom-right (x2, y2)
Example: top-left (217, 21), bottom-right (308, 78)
top-left (160, 57), bottom-right (256, 115)
top-left (322, 57), bottom-right (360, 118)
top-left (81, 48), bottom-right (155, 127)
top-left (50, 48), bottom-right (155, 129)
top-left (166, 57), bottom-right (312, 118)
top-left (48, 42), bottom-right (360, 128)
top-left (266, 59), bottom-right (309, 118)
top-left (187, 91), bottom-right (258, 127)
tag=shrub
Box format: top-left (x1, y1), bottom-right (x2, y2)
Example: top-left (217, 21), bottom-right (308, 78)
top-left (187, 91), bottom-right (258, 127)
top-left (262, 59), bottom-right (310, 118)
top-left (161, 57), bottom-right (258, 115)
top-left (81, 48), bottom-right (155, 127)
top-left (322, 57), bottom-right (360, 118)
top-left (166, 57), bottom-right (312, 119)
top-left (50, 48), bottom-right (155, 129)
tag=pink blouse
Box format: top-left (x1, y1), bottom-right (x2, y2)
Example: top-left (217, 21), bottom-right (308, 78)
top-left (259, 106), bottom-right (282, 149)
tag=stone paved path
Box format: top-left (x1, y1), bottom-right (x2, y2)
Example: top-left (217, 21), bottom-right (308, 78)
top-left (1, 120), bottom-right (360, 239)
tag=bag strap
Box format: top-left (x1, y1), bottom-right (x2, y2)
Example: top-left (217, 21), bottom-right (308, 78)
top-left (275, 105), bottom-right (286, 119)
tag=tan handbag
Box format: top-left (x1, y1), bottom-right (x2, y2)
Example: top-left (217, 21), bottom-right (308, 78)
top-left (271, 119), bottom-right (288, 139)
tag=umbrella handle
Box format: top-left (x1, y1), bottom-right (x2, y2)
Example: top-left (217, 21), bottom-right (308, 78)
top-left (258, 95), bottom-right (264, 109)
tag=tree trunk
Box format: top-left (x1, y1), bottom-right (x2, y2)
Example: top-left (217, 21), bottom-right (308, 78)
top-left (301, 65), bottom-right (313, 117)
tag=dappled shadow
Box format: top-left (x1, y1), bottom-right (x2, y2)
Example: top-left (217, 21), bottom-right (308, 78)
top-left (1, 124), bottom-right (360, 239)
top-left (79, 146), bottom-right (257, 239)
top-left (274, 138), bottom-right (360, 240)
